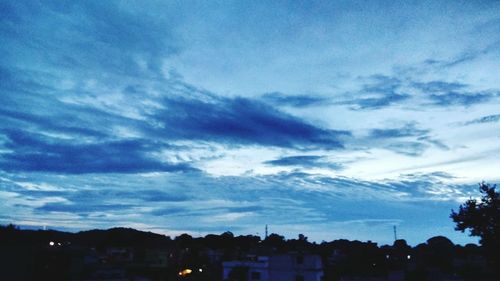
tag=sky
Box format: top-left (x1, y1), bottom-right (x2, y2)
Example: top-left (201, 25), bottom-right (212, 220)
top-left (1, 0), bottom-right (500, 246)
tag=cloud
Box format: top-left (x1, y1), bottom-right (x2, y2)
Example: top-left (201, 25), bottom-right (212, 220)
top-left (411, 80), bottom-right (497, 107)
top-left (427, 92), bottom-right (494, 107)
top-left (464, 114), bottom-right (500, 125)
top-left (341, 74), bottom-right (499, 110)
top-left (423, 46), bottom-right (493, 69)
top-left (347, 93), bottom-right (410, 110)
top-left (36, 202), bottom-right (135, 214)
top-left (1, 169), bottom-right (480, 243)
top-left (364, 122), bottom-right (448, 156)
top-left (369, 123), bottom-right (429, 139)
top-left (386, 142), bottom-right (429, 157)
top-left (264, 155), bottom-right (343, 170)
top-left (0, 129), bottom-right (195, 174)
top-left (337, 219), bottom-right (404, 228)
top-left (150, 95), bottom-right (351, 149)
top-left (0, 107), bottom-right (109, 139)
top-left (1, 62), bottom-right (352, 174)
top-left (150, 205), bottom-right (263, 218)
top-left (0, 1), bottom-right (179, 79)
top-left (340, 75), bottom-right (410, 110)
top-left (260, 92), bottom-right (330, 107)
top-left (411, 81), bottom-right (467, 93)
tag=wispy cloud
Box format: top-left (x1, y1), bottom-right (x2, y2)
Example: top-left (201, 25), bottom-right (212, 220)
top-left (341, 74), bottom-right (499, 110)
top-left (411, 81), bottom-right (467, 93)
top-left (360, 122), bottom-right (448, 156)
top-left (411, 79), bottom-right (498, 107)
top-left (0, 129), bottom-right (194, 174)
top-left (149, 94), bottom-right (351, 150)
top-left (260, 92), bottom-right (330, 107)
top-left (264, 155), bottom-right (343, 170)
top-left (340, 75), bottom-right (410, 110)
top-left (0, 168), bottom-right (482, 243)
top-left (427, 92), bottom-right (495, 107)
top-left (463, 114), bottom-right (500, 125)
top-left (369, 123), bottom-right (429, 139)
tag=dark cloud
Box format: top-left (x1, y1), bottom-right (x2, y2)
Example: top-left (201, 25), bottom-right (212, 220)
top-left (417, 136), bottom-right (449, 151)
top-left (260, 92), bottom-right (330, 107)
top-left (36, 202), bottom-right (135, 214)
top-left (178, 225), bottom-right (246, 233)
top-left (138, 190), bottom-right (190, 202)
top-left (464, 114), bottom-right (500, 125)
top-left (0, 129), bottom-right (195, 174)
top-left (341, 75), bottom-right (410, 110)
top-left (411, 80), bottom-right (497, 107)
top-left (0, 65), bottom-right (149, 141)
top-left (0, 108), bottom-right (107, 138)
top-left (1, 57), bottom-right (351, 176)
top-left (428, 92), bottom-right (494, 107)
top-left (386, 142), bottom-right (429, 157)
top-left (369, 123), bottom-right (429, 139)
top-left (66, 189), bottom-right (191, 204)
top-left (402, 171), bottom-right (456, 180)
top-left (411, 81), bottom-right (467, 93)
top-left (150, 205), bottom-right (263, 218)
top-left (151, 95), bottom-right (350, 149)
top-left (423, 46), bottom-right (493, 69)
top-left (350, 93), bottom-right (410, 110)
top-left (264, 155), bottom-right (343, 170)
top-left (342, 74), bottom-right (498, 110)
top-left (366, 123), bottom-right (447, 156)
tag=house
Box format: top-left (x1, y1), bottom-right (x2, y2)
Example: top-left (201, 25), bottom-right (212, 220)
top-left (144, 249), bottom-right (170, 268)
top-left (105, 247), bottom-right (134, 263)
top-left (223, 253), bottom-right (324, 281)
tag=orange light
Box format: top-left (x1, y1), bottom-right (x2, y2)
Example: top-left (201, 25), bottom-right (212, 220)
top-left (178, 269), bottom-right (193, 276)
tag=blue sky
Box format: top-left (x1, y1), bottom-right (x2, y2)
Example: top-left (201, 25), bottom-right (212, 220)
top-left (1, 0), bottom-right (500, 245)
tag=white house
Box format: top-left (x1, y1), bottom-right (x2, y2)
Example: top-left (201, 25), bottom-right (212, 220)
top-left (223, 253), bottom-right (324, 281)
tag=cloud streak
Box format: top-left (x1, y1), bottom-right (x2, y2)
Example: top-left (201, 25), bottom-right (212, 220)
top-left (150, 95), bottom-right (351, 149)
top-left (0, 129), bottom-right (194, 174)
top-left (264, 155), bottom-right (343, 170)
top-left (260, 92), bottom-right (330, 107)
top-left (464, 114), bottom-right (500, 125)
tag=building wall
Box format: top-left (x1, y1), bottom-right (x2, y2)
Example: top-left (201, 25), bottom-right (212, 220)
top-left (223, 254), bottom-right (323, 281)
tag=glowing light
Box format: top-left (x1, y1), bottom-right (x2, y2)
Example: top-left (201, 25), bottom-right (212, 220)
top-left (49, 241), bottom-right (55, 246)
top-left (178, 269), bottom-right (193, 276)
top-left (199, 268), bottom-right (203, 272)
top-left (407, 255), bottom-right (411, 260)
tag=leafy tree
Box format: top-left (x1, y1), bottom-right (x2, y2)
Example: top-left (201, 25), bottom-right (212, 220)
top-left (450, 182), bottom-right (499, 263)
top-left (262, 233), bottom-right (285, 249)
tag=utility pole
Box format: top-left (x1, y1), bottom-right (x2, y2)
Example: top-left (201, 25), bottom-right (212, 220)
top-left (393, 225), bottom-right (398, 241)
top-left (265, 224), bottom-right (268, 239)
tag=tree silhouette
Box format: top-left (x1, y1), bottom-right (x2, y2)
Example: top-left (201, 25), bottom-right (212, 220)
top-left (450, 182), bottom-right (499, 264)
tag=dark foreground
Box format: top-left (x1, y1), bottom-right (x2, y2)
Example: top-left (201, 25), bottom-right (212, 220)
top-left (0, 224), bottom-right (497, 281)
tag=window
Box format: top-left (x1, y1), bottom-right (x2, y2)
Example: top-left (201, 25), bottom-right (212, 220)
top-left (295, 275), bottom-right (304, 281)
top-left (251, 271), bottom-right (261, 280)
